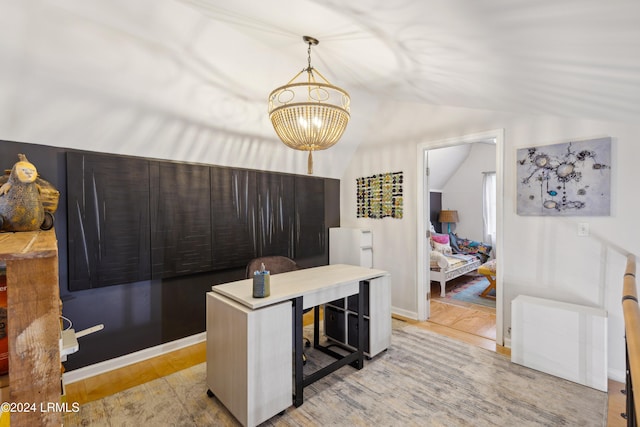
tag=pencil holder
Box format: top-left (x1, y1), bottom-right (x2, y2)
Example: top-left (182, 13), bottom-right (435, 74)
top-left (252, 272), bottom-right (270, 298)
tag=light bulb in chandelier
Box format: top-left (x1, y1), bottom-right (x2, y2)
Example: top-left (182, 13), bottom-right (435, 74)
top-left (268, 35), bottom-right (350, 174)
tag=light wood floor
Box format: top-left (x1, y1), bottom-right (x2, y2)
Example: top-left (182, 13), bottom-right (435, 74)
top-left (64, 303), bottom-right (628, 426)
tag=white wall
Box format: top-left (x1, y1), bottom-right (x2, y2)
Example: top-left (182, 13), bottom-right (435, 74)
top-left (441, 142), bottom-right (496, 242)
top-left (341, 103), bottom-right (640, 382)
top-left (340, 143), bottom-right (418, 319)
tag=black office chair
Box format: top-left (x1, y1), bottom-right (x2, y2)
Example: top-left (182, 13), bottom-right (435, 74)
top-left (245, 256), bottom-right (312, 362)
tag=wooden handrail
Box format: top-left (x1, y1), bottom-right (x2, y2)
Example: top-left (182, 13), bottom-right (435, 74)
top-left (622, 254), bottom-right (639, 423)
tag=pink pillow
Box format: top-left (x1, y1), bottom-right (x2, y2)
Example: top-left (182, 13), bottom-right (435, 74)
top-left (431, 233), bottom-right (449, 245)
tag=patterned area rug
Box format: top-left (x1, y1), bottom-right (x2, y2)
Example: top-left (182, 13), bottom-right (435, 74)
top-left (64, 323), bottom-right (607, 427)
top-left (447, 275), bottom-right (496, 308)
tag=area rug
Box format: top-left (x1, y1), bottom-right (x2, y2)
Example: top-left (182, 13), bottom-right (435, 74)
top-left (448, 275), bottom-right (496, 308)
top-left (64, 323), bottom-right (607, 427)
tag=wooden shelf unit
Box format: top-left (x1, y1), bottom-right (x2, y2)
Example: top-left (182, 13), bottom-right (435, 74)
top-left (0, 230), bottom-right (62, 427)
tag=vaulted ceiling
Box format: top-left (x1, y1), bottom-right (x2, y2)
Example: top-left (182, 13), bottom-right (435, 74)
top-left (3, 0), bottom-right (640, 158)
top-left (177, 0), bottom-right (640, 139)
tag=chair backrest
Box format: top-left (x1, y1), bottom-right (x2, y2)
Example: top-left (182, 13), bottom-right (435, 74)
top-left (245, 256), bottom-right (300, 278)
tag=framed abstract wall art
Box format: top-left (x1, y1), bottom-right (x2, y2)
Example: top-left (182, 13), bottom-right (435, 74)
top-left (516, 137), bottom-right (611, 216)
top-left (356, 171), bottom-right (403, 219)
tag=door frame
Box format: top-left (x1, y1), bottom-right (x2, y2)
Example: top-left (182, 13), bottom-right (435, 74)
top-left (416, 129), bottom-right (505, 345)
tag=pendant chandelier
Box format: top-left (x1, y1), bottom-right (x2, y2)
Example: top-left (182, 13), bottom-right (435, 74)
top-left (268, 36), bottom-right (350, 174)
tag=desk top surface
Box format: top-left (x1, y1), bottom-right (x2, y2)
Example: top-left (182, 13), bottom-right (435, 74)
top-left (211, 264), bottom-right (389, 309)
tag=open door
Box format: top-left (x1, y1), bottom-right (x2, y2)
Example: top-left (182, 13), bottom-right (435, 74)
top-left (416, 129), bottom-right (505, 346)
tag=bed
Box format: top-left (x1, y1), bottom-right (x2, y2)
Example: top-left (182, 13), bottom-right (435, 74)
top-left (429, 232), bottom-right (492, 297)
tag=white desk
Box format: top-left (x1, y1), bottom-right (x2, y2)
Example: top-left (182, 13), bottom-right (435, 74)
top-left (206, 264), bottom-right (390, 427)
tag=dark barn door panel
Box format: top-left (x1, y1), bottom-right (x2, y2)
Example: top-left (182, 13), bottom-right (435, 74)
top-left (66, 152), bottom-right (151, 290)
top-left (150, 161), bottom-right (213, 279)
top-left (256, 172), bottom-right (295, 258)
top-left (210, 167), bottom-right (258, 270)
top-left (294, 176), bottom-right (325, 259)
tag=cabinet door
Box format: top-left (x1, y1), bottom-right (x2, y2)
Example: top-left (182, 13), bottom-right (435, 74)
top-left (256, 172), bottom-right (294, 257)
top-left (368, 275), bottom-right (392, 357)
top-left (294, 176), bottom-right (325, 258)
top-left (67, 152), bottom-right (151, 289)
top-left (210, 167), bottom-right (258, 270)
top-left (206, 293), bottom-right (292, 426)
top-left (149, 161), bottom-right (213, 279)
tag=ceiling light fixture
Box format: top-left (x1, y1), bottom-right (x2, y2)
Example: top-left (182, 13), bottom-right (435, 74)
top-left (268, 36), bottom-right (350, 174)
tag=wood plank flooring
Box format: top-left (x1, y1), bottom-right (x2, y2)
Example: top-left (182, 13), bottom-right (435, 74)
top-left (63, 342), bottom-right (207, 406)
top-left (429, 299), bottom-right (496, 340)
top-left (63, 303), bottom-right (627, 426)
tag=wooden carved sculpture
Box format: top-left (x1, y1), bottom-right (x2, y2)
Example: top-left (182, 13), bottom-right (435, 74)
top-left (0, 154), bottom-right (55, 231)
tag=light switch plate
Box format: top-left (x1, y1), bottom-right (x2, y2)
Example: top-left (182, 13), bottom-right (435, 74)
top-left (578, 222), bottom-right (589, 236)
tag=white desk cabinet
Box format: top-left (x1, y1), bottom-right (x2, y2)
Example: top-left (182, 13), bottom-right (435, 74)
top-left (206, 265), bottom-right (392, 424)
top-left (329, 227), bottom-right (373, 267)
top-left (206, 293), bottom-right (292, 427)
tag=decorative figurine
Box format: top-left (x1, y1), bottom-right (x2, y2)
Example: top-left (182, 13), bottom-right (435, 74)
top-left (0, 154), bottom-right (57, 231)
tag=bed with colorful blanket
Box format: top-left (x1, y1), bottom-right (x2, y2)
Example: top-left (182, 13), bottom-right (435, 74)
top-left (430, 233), bottom-right (492, 297)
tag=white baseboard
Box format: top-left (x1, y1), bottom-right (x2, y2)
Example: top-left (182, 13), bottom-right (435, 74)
top-left (392, 306), bottom-right (418, 321)
top-left (608, 368), bottom-right (625, 384)
top-left (63, 332), bottom-right (206, 385)
top-left (504, 337), bottom-right (511, 348)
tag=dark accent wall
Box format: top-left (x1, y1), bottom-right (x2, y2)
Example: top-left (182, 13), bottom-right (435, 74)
top-left (0, 140), bottom-right (340, 370)
top-left (430, 191), bottom-right (442, 233)
top-left (150, 161), bottom-right (213, 279)
top-left (210, 168), bottom-right (257, 269)
top-left (67, 152), bottom-right (153, 289)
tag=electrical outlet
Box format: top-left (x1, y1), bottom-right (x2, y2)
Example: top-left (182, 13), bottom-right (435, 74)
top-left (578, 222), bottom-right (589, 236)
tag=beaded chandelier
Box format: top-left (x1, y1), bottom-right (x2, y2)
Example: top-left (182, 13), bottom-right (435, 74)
top-left (268, 36), bottom-right (350, 174)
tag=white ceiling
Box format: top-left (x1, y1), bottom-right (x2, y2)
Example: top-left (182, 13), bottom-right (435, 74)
top-left (185, 0), bottom-right (640, 149)
top-left (175, 0), bottom-right (640, 124)
top-left (428, 144), bottom-right (472, 190)
top-left (4, 0), bottom-right (640, 157)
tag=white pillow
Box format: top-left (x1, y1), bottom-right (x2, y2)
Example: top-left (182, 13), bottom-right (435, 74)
top-left (430, 251), bottom-right (449, 269)
top-left (431, 239), bottom-right (452, 255)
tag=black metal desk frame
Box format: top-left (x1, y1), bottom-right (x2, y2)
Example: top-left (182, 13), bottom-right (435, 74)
top-left (292, 280), bottom-right (366, 407)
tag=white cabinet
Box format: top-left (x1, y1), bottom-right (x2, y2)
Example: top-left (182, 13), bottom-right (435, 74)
top-left (206, 293), bottom-right (292, 427)
top-left (324, 275), bottom-right (391, 358)
top-left (205, 265), bottom-right (392, 424)
top-left (511, 295), bottom-right (607, 392)
top-left (329, 227), bottom-right (373, 268)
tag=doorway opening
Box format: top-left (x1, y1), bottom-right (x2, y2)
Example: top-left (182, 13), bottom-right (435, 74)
top-left (416, 129), bottom-right (504, 346)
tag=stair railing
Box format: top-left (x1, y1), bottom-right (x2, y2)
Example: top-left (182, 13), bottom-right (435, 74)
top-left (622, 254), bottom-right (639, 425)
